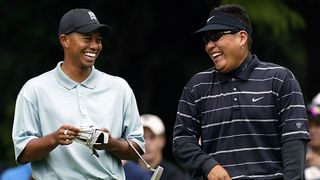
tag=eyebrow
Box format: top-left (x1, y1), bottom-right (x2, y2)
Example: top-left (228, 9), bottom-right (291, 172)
top-left (79, 32), bottom-right (91, 36)
top-left (79, 32), bottom-right (103, 39)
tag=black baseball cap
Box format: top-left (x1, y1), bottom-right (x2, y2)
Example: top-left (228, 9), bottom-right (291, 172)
top-left (194, 10), bottom-right (252, 35)
top-left (58, 8), bottom-right (112, 37)
top-left (307, 93), bottom-right (320, 122)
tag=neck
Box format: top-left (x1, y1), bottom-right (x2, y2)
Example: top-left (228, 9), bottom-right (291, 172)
top-left (225, 51), bottom-right (251, 76)
top-left (311, 146), bottom-right (320, 154)
top-left (149, 153), bottom-right (162, 168)
top-left (238, 50), bottom-right (250, 67)
top-left (61, 62), bottom-right (92, 83)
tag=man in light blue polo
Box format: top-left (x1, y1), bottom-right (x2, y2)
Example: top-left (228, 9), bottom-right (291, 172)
top-left (12, 8), bottom-right (144, 179)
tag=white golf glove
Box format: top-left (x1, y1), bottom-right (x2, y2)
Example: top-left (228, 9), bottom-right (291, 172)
top-left (74, 126), bottom-right (109, 157)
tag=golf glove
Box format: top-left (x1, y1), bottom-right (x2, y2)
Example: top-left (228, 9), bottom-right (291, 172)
top-left (74, 126), bottom-right (108, 157)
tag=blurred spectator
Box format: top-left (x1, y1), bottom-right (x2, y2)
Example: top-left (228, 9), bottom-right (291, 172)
top-left (124, 114), bottom-right (191, 179)
top-left (139, 114), bottom-right (191, 180)
top-left (0, 163), bottom-right (32, 180)
top-left (305, 93), bottom-right (320, 180)
top-left (122, 160), bottom-right (152, 180)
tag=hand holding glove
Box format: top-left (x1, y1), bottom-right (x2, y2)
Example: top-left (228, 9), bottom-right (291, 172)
top-left (74, 125), bottom-right (109, 157)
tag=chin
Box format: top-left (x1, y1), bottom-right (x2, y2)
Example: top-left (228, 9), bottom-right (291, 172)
top-left (310, 142), bottom-right (320, 147)
top-left (143, 154), bottom-right (152, 161)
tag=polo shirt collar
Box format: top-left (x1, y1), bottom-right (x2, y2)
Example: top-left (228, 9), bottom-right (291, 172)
top-left (54, 61), bottom-right (97, 90)
top-left (218, 52), bottom-right (259, 83)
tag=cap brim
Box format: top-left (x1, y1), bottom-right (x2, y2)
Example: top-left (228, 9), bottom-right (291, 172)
top-left (194, 24), bottom-right (238, 35)
top-left (76, 24), bottom-right (112, 37)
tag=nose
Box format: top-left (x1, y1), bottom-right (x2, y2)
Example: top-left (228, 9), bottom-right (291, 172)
top-left (205, 40), bottom-right (217, 51)
top-left (89, 39), bottom-right (101, 50)
top-left (207, 39), bottom-right (217, 47)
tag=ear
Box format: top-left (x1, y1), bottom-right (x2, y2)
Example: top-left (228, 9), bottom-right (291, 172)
top-left (238, 30), bottom-right (248, 48)
top-left (59, 34), bottom-right (69, 48)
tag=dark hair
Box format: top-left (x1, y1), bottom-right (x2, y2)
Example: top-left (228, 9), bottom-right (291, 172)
top-left (213, 4), bottom-right (252, 49)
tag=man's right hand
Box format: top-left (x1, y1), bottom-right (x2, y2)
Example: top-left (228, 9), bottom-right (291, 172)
top-left (207, 165), bottom-right (231, 180)
top-left (54, 124), bottom-right (80, 145)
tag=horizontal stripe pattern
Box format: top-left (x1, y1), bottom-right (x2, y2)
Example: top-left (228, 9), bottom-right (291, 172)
top-left (173, 54), bottom-right (309, 179)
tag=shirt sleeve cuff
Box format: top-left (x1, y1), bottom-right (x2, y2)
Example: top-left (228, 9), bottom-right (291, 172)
top-left (202, 157), bottom-right (219, 177)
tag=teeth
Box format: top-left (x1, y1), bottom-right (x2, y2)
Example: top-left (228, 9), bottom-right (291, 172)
top-left (212, 52), bottom-right (221, 58)
top-left (84, 52), bottom-right (96, 57)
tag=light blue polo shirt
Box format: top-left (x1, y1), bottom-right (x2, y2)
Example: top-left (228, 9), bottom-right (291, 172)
top-left (12, 62), bottom-right (145, 180)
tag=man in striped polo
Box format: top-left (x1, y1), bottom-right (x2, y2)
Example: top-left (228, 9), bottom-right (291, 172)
top-left (172, 4), bottom-right (310, 180)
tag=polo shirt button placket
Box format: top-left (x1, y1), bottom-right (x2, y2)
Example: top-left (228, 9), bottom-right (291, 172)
top-left (233, 86), bottom-right (238, 103)
top-left (231, 79), bottom-right (240, 119)
top-left (78, 85), bottom-right (86, 118)
top-left (233, 93), bottom-right (239, 107)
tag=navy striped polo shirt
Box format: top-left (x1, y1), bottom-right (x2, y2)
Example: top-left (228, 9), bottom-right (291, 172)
top-left (173, 53), bottom-right (310, 179)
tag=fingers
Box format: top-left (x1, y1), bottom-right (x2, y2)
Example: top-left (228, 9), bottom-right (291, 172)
top-left (100, 128), bottom-right (109, 133)
top-left (58, 125), bottom-right (80, 145)
top-left (58, 125), bottom-right (110, 146)
top-left (100, 128), bottom-right (111, 141)
top-left (208, 165), bottom-right (231, 180)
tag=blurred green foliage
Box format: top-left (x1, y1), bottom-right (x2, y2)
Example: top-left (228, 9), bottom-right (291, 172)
top-left (222, 0), bottom-right (307, 89)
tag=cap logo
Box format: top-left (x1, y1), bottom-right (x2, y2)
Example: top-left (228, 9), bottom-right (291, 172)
top-left (207, 16), bottom-right (214, 22)
top-left (88, 11), bottom-right (97, 21)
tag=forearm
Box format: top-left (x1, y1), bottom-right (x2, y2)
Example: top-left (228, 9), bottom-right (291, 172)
top-left (18, 133), bottom-right (58, 164)
top-left (101, 138), bottom-right (141, 160)
top-left (17, 125), bottom-right (79, 164)
top-left (173, 138), bottom-right (218, 177)
top-left (282, 139), bottom-right (307, 180)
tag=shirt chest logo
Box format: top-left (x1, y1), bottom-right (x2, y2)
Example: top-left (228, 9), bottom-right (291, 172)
top-left (296, 122), bottom-right (302, 128)
top-left (252, 96), bottom-right (264, 102)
